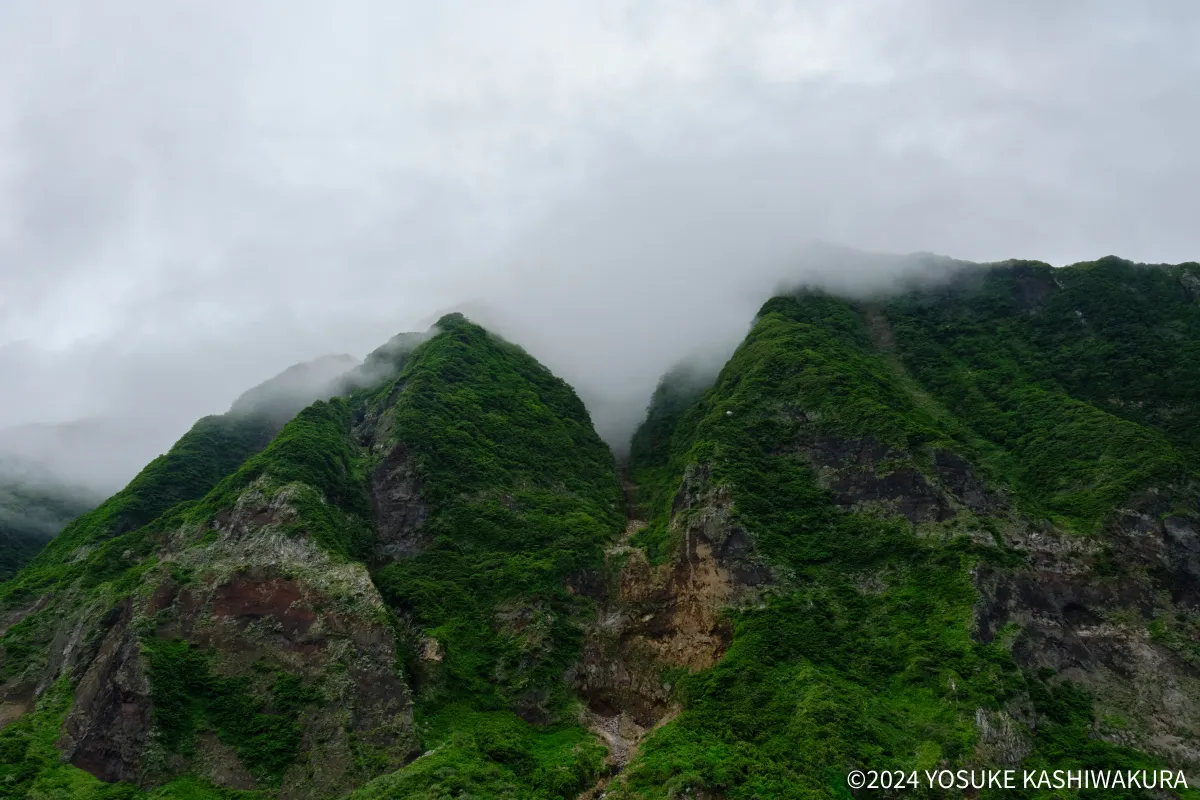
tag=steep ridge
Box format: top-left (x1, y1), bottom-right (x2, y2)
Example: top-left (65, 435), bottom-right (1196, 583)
top-left (347, 314), bottom-right (623, 799)
top-left (229, 354), bottom-right (360, 426)
top-left (603, 259), bottom-right (1200, 799)
top-left (0, 315), bottom-right (623, 799)
top-left (0, 356), bottom-right (363, 796)
top-left (0, 354), bottom-right (359, 589)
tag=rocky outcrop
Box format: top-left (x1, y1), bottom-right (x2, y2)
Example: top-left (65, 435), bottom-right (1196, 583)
top-left (1181, 270), bottom-right (1200, 302)
top-left (808, 429), bottom-right (1200, 777)
top-left (976, 491), bottom-right (1200, 779)
top-left (57, 600), bottom-right (151, 782)
top-left (574, 464), bottom-right (771, 771)
top-left (803, 433), bottom-right (1001, 524)
top-left (37, 477), bottom-right (420, 797)
top-left (576, 432), bottom-right (1013, 778)
top-left (772, 420), bottom-right (1200, 778)
top-left (369, 444), bottom-right (428, 561)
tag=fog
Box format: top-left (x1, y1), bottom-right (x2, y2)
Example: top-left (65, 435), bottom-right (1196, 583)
top-left (455, 157), bottom-right (977, 448)
top-left (2, 1), bottom-right (1198, 490)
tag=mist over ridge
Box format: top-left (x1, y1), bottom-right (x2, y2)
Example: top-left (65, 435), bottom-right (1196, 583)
top-left (2, 0), bottom-right (1198, 485)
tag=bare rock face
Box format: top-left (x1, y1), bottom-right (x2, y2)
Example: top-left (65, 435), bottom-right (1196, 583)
top-left (803, 434), bottom-right (1002, 524)
top-left (57, 600), bottom-right (152, 783)
top-left (370, 443), bottom-right (428, 561)
top-left (574, 463), bottom-right (771, 769)
top-left (574, 435), bottom-right (1009, 772)
top-left (47, 480), bottom-right (421, 798)
top-left (933, 449), bottom-right (1001, 515)
top-left (973, 708), bottom-right (1032, 766)
top-left (976, 491), bottom-right (1200, 780)
top-left (1181, 270), bottom-right (1200, 302)
top-left (1009, 264), bottom-right (1061, 313)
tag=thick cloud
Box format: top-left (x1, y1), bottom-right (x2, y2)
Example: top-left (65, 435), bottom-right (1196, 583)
top-left (1, 0), bottom-right (1198, 480)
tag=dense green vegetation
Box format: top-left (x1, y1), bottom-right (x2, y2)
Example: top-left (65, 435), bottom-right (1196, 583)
top-left (0, 406), bottom-right (342, 794)
top-left (1001, 674), bottom-right (1174, 800)
top-left (620, 293), bottom-right (1019, 797)
top-left (2, 314), bottom-right (622, 798)
top-left (0, 678), bottom-right (267, 800)
top-left (0, 529), bottom-right (44, 583)
top-left (630, 292), bottom-right (988, 563)
top-left (348, 705), bottom-right (606, 800)
top-left (142, 638), bottom-right (318, 786)
top-left (0, 409), bottom-right (281, 734)
top-left (618, 273), bottom-right (1200, 799)
top-left (4, 259), bottom-right (1200, 798)
top-left (626, 360), bottom-right (717, 551)
top-left (360, 314), bottom-right (622, 797)
top-left (884, 258), bottom-right (1200, 531)
top-left (0, 412), bottom-right (277, 612)
top-left (0, 526), bottom-right (50, 586)
top-left (1023, 259), bottom-right (1200, 454)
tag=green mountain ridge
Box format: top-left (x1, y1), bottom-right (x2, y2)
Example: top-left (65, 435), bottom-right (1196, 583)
top-left (1, 256), bottom-right (1199, 799)
top-left (611, 256), bottom-right (1200, 798)
top-left (0, 354), bottom-right (365, 585)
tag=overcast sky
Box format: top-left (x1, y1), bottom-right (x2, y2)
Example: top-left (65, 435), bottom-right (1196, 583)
top-left (2, 0), bottom-right (1198, 482)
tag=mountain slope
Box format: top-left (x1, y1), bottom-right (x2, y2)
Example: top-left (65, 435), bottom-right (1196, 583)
top-left (348, 312), bottom-right (622, 798)
top-left (0, 354), bottom-right (361, 585)
top-left (0, 315), bottom-right (621, 799)
top-left (602, 259), bottom-right (1200, 798)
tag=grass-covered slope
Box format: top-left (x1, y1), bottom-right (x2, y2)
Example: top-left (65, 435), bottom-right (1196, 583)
top-left (0, 412), bottom-right (278, 612)
top-left (0, 314), bottom-right (624, 800)
top-left (885, 257), bottom-right (1200, 531)
top-left (353, 313), bottom-right (623, 799)
top-left (614, 260), bottom-right (1200, 799)
top-left (618, 293), bottom-right (1024, 798)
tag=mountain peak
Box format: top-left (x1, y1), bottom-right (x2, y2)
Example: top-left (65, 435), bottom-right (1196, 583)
top-left (433, 311), bottom-right (470, 328)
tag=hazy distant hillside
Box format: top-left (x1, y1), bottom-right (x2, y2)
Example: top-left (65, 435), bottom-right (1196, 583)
top-left (0, 457), bottom-right (99, 581)
top-left (0, 355), bottom-right (361, 584)
top-left (0, 417), bottom-right (176, 498)
top-left (229, 353), bottom-right (359, 422)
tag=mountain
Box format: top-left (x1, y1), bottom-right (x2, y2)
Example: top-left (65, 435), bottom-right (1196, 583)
top-left (1, 256), bottom-right (1200, 799)
top-left (0, 354), bottom-right (361, 498)
top-left (0, 355), bottom-right (361, 585)
top-left (0, 315), bottom-right (620, 799)
top-left (0, 460), bottom-right (99, 582)
top-left (601, 255), bottom-right (1200, 797)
